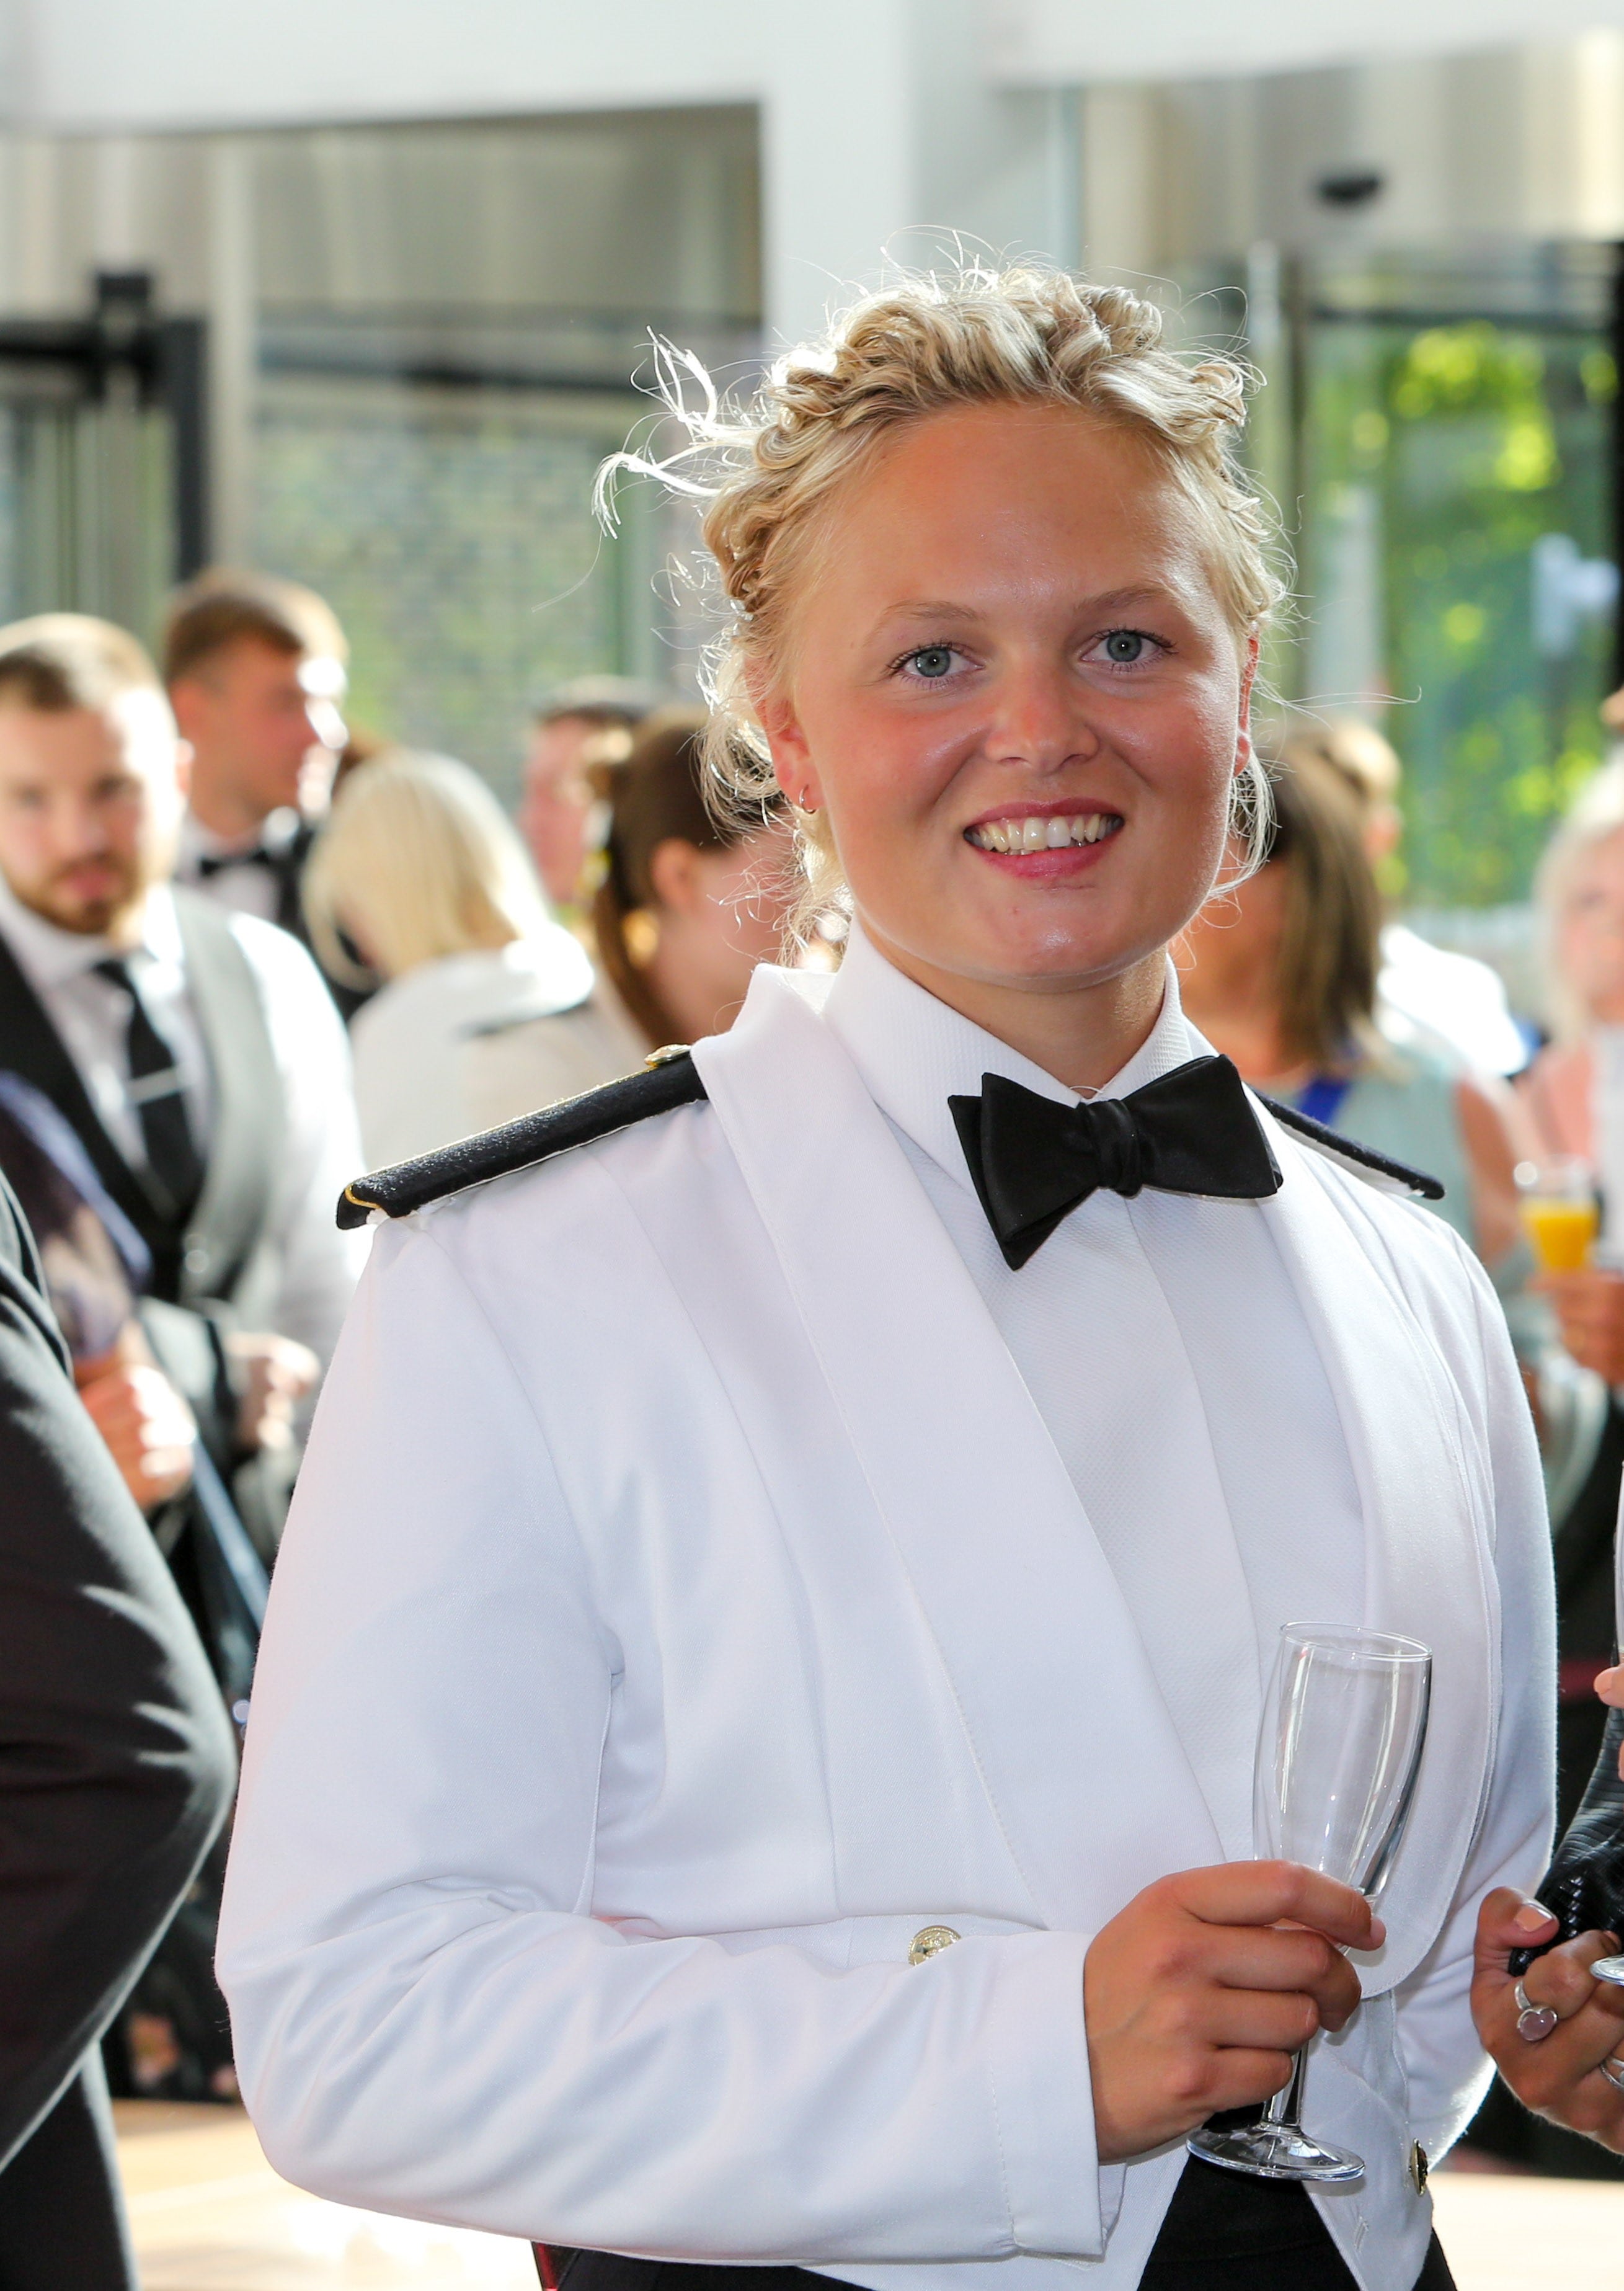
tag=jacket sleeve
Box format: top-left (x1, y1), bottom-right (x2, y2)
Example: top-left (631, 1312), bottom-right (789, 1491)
top-left (218, 1213), bottom-right (1102, 2262)
top-left (1390, 1231), bottom-right (1557, 2156)
top-left (0, 1177), bottom-right (236, 2170)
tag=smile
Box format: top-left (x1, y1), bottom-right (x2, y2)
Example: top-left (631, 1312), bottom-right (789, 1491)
top-left (964, 812), bottom-right (1123, 855)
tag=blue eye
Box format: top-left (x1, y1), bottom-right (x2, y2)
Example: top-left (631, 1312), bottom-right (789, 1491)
top-left (1103, 629), bottom-right (1147, 664)
top-left (907, 646), bottom-right (956, 679)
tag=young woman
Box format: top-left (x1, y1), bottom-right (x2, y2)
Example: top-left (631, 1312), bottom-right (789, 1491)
top-left (218, 270), bottom-right (1553, 2291)
top-left (589, 705), bottom-right (796, 1055)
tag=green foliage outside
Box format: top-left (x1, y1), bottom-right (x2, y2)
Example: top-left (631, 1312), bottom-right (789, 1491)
top-left (1299, 319), bottom-right (1617, 908)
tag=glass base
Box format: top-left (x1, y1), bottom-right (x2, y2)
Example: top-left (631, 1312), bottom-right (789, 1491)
top-left (1591, 1955), bottom-right (1624, 1986)
top-left (1187, 2119), bottom-right (1366, 2184)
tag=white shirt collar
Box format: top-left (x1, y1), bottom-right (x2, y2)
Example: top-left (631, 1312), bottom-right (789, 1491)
top-left (179, 806), bottom-right (303, 868)
top-left (0, 870), bottom-right (181, 992)
top-left (822, 921), bottom-right (1204, 1190)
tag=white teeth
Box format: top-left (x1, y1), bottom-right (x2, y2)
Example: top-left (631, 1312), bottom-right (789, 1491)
top-left (967, 812), bottom-right (1121, 853)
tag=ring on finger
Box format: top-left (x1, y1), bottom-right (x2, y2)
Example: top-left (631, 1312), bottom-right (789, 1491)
top-left (1515, 1978), bottom-right (1560, 2042)
top-left (1601, 2056), bottom-right (1624, 2095)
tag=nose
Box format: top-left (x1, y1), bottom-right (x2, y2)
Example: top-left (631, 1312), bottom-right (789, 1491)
top-left (985, 656), bottom-right (1099, 773)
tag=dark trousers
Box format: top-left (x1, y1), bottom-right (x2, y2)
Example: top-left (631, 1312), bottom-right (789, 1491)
top-left (0, 2050), bottom-right (136, 2291)
top-left (538, 2160), bottom-right (1458, 2291)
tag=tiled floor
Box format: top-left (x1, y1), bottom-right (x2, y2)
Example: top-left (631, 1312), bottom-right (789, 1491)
top-left (118, 2104), bottom-right (1624, 2290)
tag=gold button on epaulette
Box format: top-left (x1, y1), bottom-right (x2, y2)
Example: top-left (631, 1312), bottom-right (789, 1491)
top-left (645, 1043), bottom-right (691, 1069)
top-left (1408, 2142), bottom-right (1429, 2194)
top-left (908, 1924), bottom-right (961, 1964)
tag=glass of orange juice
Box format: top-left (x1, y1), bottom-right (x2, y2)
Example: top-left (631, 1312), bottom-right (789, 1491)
top-left (1516, 1155), bottom-right (1600, 1273)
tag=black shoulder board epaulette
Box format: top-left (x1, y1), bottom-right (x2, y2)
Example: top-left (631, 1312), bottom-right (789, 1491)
top-left (337, 1046), bottom-right (707, 1229)
top-left (1258, 1093), bottom-right (1445, 1203)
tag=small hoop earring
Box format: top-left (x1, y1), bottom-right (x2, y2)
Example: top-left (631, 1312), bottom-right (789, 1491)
top-left (796, 790), bottom-right (819, 815)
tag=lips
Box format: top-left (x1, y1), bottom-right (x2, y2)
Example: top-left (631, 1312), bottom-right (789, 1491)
top-left (965, 811), bottom-right (1123, 855)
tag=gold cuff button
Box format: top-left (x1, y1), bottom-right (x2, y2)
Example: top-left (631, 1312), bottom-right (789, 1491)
top-left (645, 1044), bottom-right (691, 1069)
top-left (908, 1924), bottom-right (961, 1964)
top-left (1408, 2142), bottom-right (1429, 2195)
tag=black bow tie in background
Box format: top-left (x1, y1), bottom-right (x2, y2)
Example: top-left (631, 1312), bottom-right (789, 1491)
top-left (949, 1056), bottom-right (1283, 1270)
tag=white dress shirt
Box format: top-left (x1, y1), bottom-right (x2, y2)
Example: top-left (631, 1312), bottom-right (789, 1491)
top-left (175, 806), bottom-right (303, 927)
top-left (349, 932), bottom-right (645, 1170)
top-left (823, 927), bottom-right (1365, 1857)
top-left (0, 873), bottom-right (367, 1361)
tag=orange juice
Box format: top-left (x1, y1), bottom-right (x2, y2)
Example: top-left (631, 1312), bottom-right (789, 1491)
top-left (1521, 1196), bottom-right (1599, 1273)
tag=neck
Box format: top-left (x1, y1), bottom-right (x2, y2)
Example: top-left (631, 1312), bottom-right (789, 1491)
top-left (187, 764), bottom-right (272, 843)
top-left (860, 922), bottom-right (1169, 1094)
top-left (644, 926), bottom-right (749, 1046)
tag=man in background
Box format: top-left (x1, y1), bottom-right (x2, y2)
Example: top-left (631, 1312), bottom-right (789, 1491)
top-left (0, 1171), bottom-right (234, 2287)
top-left (519, 675), bottom-right (667, 912)
top-left (0, 614), bottom-right (365, 1560)
top-left (165, 568), bottom-right (348, 953)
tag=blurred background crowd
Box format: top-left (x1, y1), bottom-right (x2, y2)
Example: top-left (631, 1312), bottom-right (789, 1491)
top-left (15, 0), bottom-right (1624, 2279)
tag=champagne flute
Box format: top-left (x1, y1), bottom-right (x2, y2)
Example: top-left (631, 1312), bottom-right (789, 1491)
top-left (1187, 1622), bottom-right (1432, 2181)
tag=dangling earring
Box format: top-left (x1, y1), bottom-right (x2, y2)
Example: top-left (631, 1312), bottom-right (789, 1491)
top-left (623, 908), bottom-right (660, 967)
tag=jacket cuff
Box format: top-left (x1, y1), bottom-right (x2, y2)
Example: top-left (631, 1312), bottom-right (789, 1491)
top-left (980, 1931), bottom-right (1114, 2258)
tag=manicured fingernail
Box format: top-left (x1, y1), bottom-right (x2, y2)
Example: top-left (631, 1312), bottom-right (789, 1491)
top-left (1514, 1903), bottom-right (1558, 1933)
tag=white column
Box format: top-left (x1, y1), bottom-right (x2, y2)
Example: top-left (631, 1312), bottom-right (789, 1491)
top-left (760, 0), bottom-right (1078, 350)
top-left (206, 135), bottom-right (255, 565)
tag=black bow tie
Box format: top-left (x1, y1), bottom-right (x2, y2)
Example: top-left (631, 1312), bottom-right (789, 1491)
top-left (195, 845), bottom-right (275, 879)
top-left (948, 1056), bottom-right (1282, 1269)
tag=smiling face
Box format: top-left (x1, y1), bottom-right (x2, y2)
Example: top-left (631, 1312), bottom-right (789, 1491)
top-left (757, 403), bottom-right (1256, 1080)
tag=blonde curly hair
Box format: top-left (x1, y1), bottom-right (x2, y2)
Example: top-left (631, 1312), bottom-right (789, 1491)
top-left (600, 264), bottom-right (1285, 932)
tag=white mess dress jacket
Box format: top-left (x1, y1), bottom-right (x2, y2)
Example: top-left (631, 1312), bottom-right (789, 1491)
top-left (218, 954), bottom-right (1555, 2291)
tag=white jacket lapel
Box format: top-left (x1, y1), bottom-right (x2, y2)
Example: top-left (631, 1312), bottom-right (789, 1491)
top-left (693, 969), bottom-right (1223, 1935)
top-left (1255, 1103), bottom-right (1497, 1992)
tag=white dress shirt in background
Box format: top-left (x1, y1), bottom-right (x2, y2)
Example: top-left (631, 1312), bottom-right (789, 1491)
top-left (175, 806), bottom-right (303, 927)
top-left (348, 928), bottom-right (646, 1169)
top-left (1378, 921), bottom-right (1528, 1078)
top-left (0, 873), bottom-right (366, 1363)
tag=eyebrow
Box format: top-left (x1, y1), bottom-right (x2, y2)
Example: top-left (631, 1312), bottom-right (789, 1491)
top-left (880, 584), bottom-right (1184, 623)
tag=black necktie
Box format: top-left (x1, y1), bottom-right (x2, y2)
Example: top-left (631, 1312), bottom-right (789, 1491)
top-left (949, 1056), bottom-right (1282, 1270)
top-left (94, 957), bottom-right (205, 1224)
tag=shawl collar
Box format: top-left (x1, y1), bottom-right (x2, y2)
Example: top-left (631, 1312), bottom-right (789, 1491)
top-left (1251, 1097), bottom-right (1497, 1993)
top-left (694, 968), bottom-right (1224, 1936)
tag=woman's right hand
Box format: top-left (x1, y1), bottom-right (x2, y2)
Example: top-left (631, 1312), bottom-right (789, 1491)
top-left (1083, 1861), bottom-right (1379, 2163)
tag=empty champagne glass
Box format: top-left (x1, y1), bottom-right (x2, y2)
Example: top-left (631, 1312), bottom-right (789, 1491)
top-left (1187, 1622), bottom-right (1432, 2182)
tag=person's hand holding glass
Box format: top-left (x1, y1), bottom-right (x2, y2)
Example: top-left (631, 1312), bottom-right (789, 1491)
top-left (1080, 1623), bottom-right (1426, 2168)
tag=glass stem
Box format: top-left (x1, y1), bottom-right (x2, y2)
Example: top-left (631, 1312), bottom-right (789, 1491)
top-left (1263, 2047), bottom-right (1309, 2130)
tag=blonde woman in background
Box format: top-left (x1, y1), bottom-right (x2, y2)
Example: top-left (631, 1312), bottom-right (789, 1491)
top-left (304, 751), bottom-right (644, 1168)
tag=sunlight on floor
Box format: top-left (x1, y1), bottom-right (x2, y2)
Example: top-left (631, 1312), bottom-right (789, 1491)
top-left (118, 2102), bottom-right (1624, 2291)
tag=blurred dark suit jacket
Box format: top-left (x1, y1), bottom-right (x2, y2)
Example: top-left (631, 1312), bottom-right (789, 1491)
top-left (0, 1175), bottom-right (235, 2288)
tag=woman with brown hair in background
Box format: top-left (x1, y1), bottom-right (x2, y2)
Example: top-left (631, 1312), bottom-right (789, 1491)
top-left (591, 705), bottom-right (795, 1052)
top-left (1176, 749), bottom-right (1529, 1269)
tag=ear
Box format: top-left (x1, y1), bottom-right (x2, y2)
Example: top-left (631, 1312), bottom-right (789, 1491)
top-left (1234, 632), bottom-right (1260, 773)
top-left (168, 677), bottom-right (205, 745)
top-left (646, 836), bottom-right (705, 918)
top-left (750, 667), bottom-right (823, 814)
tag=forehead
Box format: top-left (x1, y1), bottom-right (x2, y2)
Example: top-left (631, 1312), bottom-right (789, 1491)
top-left (815, 402), bottom-right (1206, 596)
top-left (0, 695), bottom-right (171, 780)
top-left (1568, 827), bottom-right (1624, 896)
